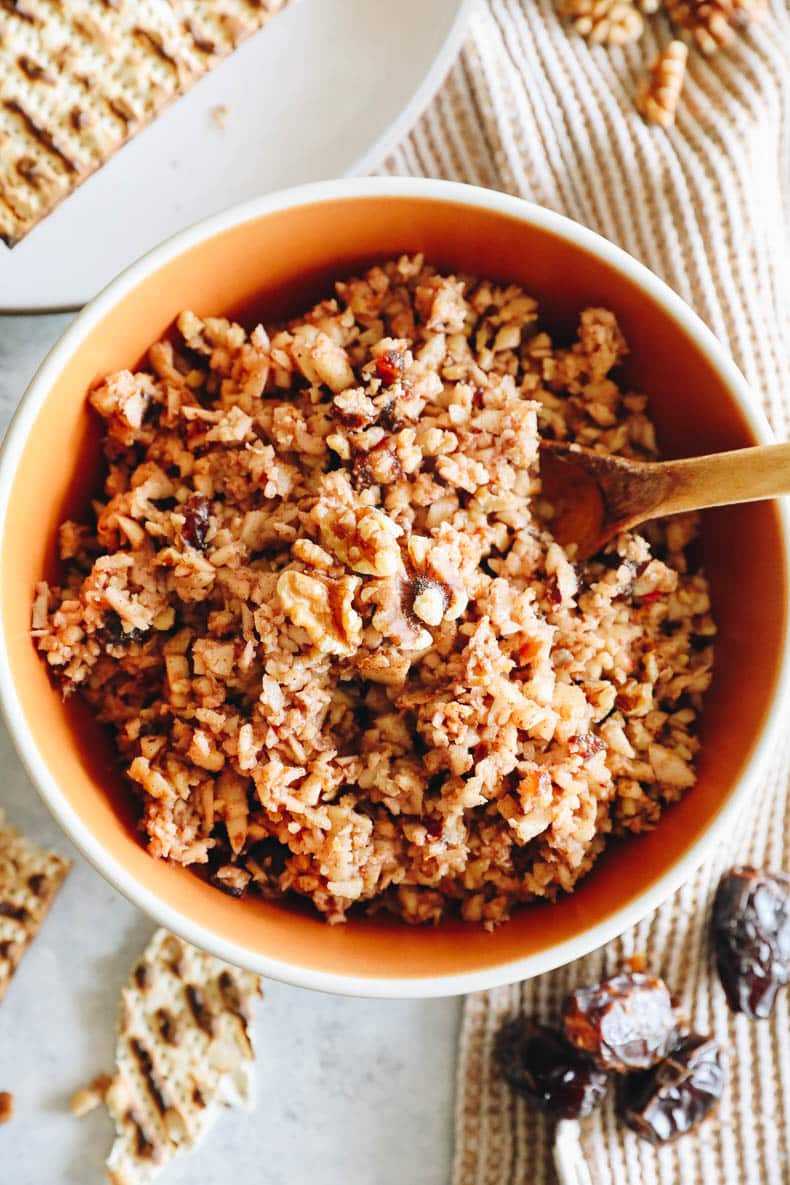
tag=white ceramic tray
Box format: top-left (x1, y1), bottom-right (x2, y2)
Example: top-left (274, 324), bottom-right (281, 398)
top-left (0, 0), bottom-right (473, 312)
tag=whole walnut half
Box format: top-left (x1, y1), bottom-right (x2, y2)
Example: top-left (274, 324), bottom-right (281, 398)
top-left (495, 1017), bottom-right (608, 1119)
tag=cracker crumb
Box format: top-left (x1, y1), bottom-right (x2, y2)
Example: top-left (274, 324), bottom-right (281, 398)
top-left (211, 103), bottom-right (229, 129)
top-left (69, 1073), bottom-right (112, 1117)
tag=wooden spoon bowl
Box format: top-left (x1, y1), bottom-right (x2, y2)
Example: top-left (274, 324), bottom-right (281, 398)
top-left (540, 439), bottom-right (790, 559)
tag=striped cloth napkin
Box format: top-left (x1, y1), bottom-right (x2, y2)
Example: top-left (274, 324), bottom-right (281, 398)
top-left (379, 1), bottom-right (790, 1181)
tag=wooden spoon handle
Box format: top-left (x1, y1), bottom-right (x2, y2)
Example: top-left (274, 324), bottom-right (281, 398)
top-left (654, 441), bottom-right (790, 518)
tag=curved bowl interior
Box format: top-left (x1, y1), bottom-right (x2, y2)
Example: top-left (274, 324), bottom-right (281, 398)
top-left (2, 192), bottom-right (787, 990)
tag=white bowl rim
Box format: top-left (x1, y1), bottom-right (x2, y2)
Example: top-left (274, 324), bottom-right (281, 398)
top-left (1, 176), bottom-right (788, 998)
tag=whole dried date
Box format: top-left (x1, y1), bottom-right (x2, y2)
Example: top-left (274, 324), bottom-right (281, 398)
top-left (712, 865), bottom-right (790, 1019)
top-left (619, 1034), bottom-right (725, 1144)
top-left (562, 972), bottom-right (681, 1072)
top-left (495, 1017), bottom-right (608, 1119)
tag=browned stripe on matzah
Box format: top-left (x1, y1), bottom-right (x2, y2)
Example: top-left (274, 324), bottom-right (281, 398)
top-left (17, 55), bottom-right (56, 83)
top-left (3, 101), bottom-right (78, 172)
top-left (0, 0), bottom-right (40, 23)
top-left (133, 27), bottom-right (184, 75)
top-left (184, 17), bottom-right (218, 55)
top-left (129, 1038), bottom-right (171, 1116)
top-left (154, 1007), bottom-right (185, 1046)
top-left (184, 984), bottom-right (217, 1036)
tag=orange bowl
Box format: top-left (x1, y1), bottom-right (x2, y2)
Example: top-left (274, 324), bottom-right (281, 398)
top-left (1, 179), bottom-right (788, 996)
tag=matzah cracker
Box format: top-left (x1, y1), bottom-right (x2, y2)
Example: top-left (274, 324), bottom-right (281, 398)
top-left (0, 811), bottom-right (71, 1001)
top-left (104, 928), bottom-right (261, 1185)
top-left (0, 0), bottom-right (288, 246)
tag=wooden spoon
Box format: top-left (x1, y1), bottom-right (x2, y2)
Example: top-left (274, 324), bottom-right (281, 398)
top-left (539, 439), bottom-right (790, 559)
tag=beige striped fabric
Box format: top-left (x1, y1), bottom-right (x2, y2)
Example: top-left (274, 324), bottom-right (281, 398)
top-left (379, 2), bottom-right (790, 1182)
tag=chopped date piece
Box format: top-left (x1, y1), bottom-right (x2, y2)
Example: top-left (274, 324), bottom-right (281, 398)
top-left (98, 612), bottom-right (146, 646)
top-left (546, 577), bottom-right (563, 605)
top-left (377, 398), bottom-right (405, 432)
top-left (619, 1034), bottom-right (725, 1145)
top-left (495, 1017), bottom-right (608, 1119)
top-left (374, 350), bottom-right (402, 387)
top-left (182, 494), bottom-right (211, 551)
top-left (0, 1091), bottom-right (13, 1124)
top-left (638, 590), bottom-right (663, 605)
top-left (712, 865), bottom-right (790, 1019)
top-left (246, 837), bottom-right (290, 883)
top-left (563, 971), bottom-right (681, 1072)
top-left (424, 815), bottom-right (443, 838)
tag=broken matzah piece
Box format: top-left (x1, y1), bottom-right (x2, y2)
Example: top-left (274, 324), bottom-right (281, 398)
top-left (0, 810), bottom-right (71, 1001)
top-left (104, 928), bottom-right (261, 1185)
top-left (0, 0), bottom-right (289, 246)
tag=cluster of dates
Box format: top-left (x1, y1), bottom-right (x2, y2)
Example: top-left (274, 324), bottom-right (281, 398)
top-left (496, 865), bottom-right (790, 1145)
top-left (496, 970), bottom-right (723, 1143)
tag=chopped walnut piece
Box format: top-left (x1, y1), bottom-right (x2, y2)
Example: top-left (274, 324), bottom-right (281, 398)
top-left (560, 0), bottom-right (643, 44)
top-left (291, 539), bottom-right (334, 570)
top-left (290, 327), bottom-right (355, 393)
top-left (356, 648), bottom-right (412, 687)
top-left (315, 503), bottom-right (403, 578)
top-left (354, 441), bottom-right (404, 487)
top-left (215, 770), bottom-right (249, 854)
top-left (277, 571), bottom-right (363, 656)
top-left (192, 639), bottom-right (236, 679)
top-left (637, 41), bottom-right (688, 128)
top-left (89, 370), bottom-right (152, 447)
top-left (411, 578), bottom-right (447, 627)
